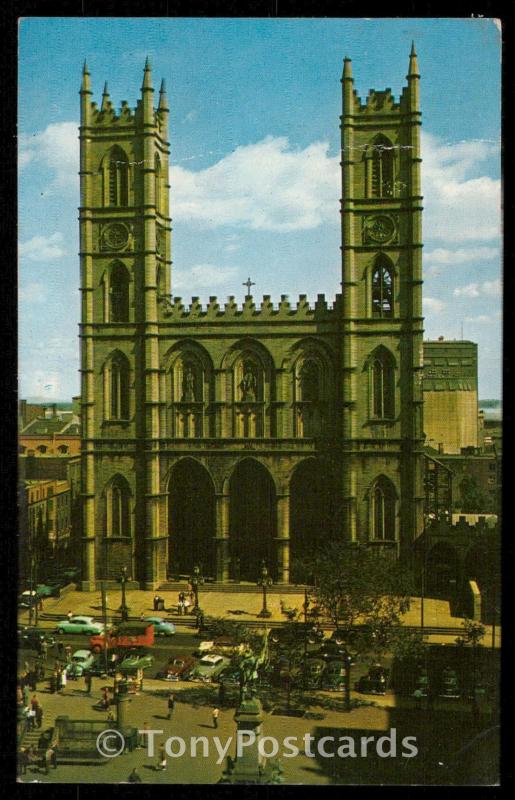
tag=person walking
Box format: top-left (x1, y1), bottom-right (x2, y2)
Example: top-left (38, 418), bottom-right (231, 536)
top-left (35, 704), bottom-right (43, 730)
top-left (18, 747), bottom-right (28, 777)
top-left (102, 687), bottom-right (109, 710)
top-left (28, 670), bottom-right (37, 692)
top-left (67, 610), bottom-right (73, 622)
top-left (40, 640), bottom-right (48, 661)
top-left (26, 707), bottom-right (36, 733)
top-left (44, 746), bottom-right (56, 775)
top-left (212, 707), bottom-right (219, 729)
top-left (84, 671), bottom-right (92, 695)
top-left (167, 693), bottom-right (175, 720)
top-left (156, 744), bottom-right (167, 771)
top-left (128, 767), bottom-right (142, 783)
top-left (64, 645), bottom-right (72, 664)
top-left (59, 668), bottom-right (67, 694)
top-left (30, 695), bottom-right (39, 713)
top-left (57, 641), bottom-right (64, 660)
top-left (22, 684), bottom-right (30, 706)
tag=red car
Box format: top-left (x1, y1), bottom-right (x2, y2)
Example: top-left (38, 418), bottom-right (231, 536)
top-left (158, 656), bottom-right (195, 681)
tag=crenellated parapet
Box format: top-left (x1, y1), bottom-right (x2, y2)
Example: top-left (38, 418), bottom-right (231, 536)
top-left (158, 293), bottom-right (343, 322)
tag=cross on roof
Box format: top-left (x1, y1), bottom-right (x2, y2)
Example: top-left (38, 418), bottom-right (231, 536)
top-left (243, 277), bottom-right (255, 298)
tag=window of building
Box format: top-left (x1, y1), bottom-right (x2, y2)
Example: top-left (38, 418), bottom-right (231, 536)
top-left (108, 146), bottom-right (129, 206)
top-left (371, 257), bottom-right (393, 318)
top-left (109, 262), bottom-right (130, 322)
top-left (372, 478), bottom-right (396, 540)
top-left (371, 135), bottom-right (394, 198)
top-left (106, 481), bottom-right (130, 537)
top-left (57, 445), bottom-right (69, 454)
top-left (37, 445), bottom-right (47, 454)
top-left (104, 353), bottom-right (130, 421)
top-left (371, 349), bottom-right (395, 419)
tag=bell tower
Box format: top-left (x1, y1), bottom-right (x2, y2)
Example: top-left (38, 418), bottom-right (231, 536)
top-left (340, 45), bottom-right (424, 555)
top-left (79, 59), bottom-right (171, 589)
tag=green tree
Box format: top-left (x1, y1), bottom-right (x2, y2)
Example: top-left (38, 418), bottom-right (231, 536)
top-left (458, 474), bottom-right (490, 513)
top-left (310, 542), bottom-right (413, 709)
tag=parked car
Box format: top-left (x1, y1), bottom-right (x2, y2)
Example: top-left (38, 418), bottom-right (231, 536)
top-left (189, 654), bottom-right (230, 683)
top-left (322, 659), bottom-right (348, 691)
top-left (194, 640), bottom-right (215, 656)
top-left (302, 657), bottom-right (326, 689)
top-left (66, 649), bottom-right (95, 678)
top-left (314, 640), bottom-right (352, 661)
top-left (355, 665), bottom-right (389, 695)
top-left (90, 622), bottom-right (154, 653)
top-left (18, 626), bottom-right (56, 650)
top-left (118, 650), bottom-right (155, 672)
top-left (439, 667), bottom-right (460, 698)
top-left (18, 590), bottom-right (39, 608)
top-left (158, 656), bottom-right (196, 681)
top-left (35, 581), bottom-right (62, 598)
top-left (56, 616), bottom-right (105, 635)
top-left (141, 617), bottom-right (176, 637)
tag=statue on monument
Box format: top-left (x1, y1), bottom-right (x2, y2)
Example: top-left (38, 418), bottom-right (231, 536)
top-left (182, 365), bottom-right (196, 402)
top-left (241, 363), bottom-right (257, 401)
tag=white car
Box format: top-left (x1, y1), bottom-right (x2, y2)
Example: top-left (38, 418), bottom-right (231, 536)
top-left (194, 640), bottom-right (214, 656)
top-left (66, 649), bottom-right (95, 678)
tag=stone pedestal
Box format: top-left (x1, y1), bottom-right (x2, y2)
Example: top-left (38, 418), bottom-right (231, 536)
top-left (220, 698), bottom-right (283, 784)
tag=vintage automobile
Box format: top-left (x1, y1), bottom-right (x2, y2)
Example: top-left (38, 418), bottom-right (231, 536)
top-left (322, 659), bottom-right (348, 691)
top-left (34, 581), bottom-right (62, 598)
top-left (18, 590), bottom-right (39, 608)
top-left (355, 665), bottom-right (390, 695)
top-left (314, 640), bottom-right (352, 662)
top-left (118, 649), bottom-right (155, 672)
top-left (66, 649), bottom-right (95, 678)
top-left (18, 626), bottom-right (56, 650)
top-left (158, 656), bottom-right (196, 681)
top-left (56, 616), bottom-right (105, 635)
top-left (90, 622), bottom-right (155, 653)
top-left (269, 623), bottom-right (324, 647)
top-left (302, 657), bottom-right (327, 689)
top-left (141, 617), bottom-right (177, 637)
top-left (188, 654), bottom-right (230, 683)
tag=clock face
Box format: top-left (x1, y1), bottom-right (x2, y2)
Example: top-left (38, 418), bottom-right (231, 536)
top-left (368, 215), bottom-right (395, 243)
top-left (104, 223), bottom-right (129, 249)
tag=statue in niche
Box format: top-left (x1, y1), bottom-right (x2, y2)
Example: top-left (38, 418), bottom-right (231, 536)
top-left (182, 365), bottom-right (196, 402)
top-left (240, 363), bottom-right (257, 401)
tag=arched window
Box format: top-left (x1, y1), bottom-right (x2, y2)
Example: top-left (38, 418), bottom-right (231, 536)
top-left (372, 478), bottom-right (396, 540)
top-left (299, 360), bottom-right (320, 402)
top-left (107, 146), bottom-right (129, 206)
top-left (104, 353), bottom-right (130, 421)
top-left (57, 445), bottom-right (68, 454)
top-left (37, 445), bottom-right (47, 454)
top-left (371, 135), bottom-right (394, 198)
top-left (106, 479), bottom-right (131, 537)
top-left (371, 257), bottom-right (393, 318)
top-left (109, 262), bottom-right (130, 322)
top-left (371, 348), bottom-right (395, 419)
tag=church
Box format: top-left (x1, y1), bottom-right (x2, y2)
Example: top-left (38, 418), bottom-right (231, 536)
top-left (79, 47), bottom-right (424, 590)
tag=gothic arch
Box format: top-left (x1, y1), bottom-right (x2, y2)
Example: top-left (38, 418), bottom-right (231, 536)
top-left (364, 345), bottom-right (396, 420)
top-left (368, 474), bottom-right (398, 541)
top-left (164, 341), bottom-right (214, 438)
top-left (102, 473), bottom-right (133, 539)
top-left (364, 134), bottom-right (395, 198)
top-left (168, 458), bottom-right (216, 578)
top-left (370, 253), bottom-right (395, 318)
top-left (107, 260), bottom-right (130, 322)
top-left (222, 339), bottom-right (275, 438)
top-left (100, 145), bottom-right (130, 206)
top-left (102, 349), bottom-right (131, 421)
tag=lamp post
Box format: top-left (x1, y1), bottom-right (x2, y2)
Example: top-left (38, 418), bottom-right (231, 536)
top-left (257, 561), bottom-right (272, 619)
top-left (118, 566), bottom-right (130, 622)
top-left (190, 565), bottom-right (204, 614)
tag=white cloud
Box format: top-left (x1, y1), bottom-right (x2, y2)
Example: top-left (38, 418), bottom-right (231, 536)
top-left (23, 370), bottom-right (63, 400)
top-left (171, 136), bottom-right (339, 232)
top-left (453, 278), bottom-right (501, 298)
top-left (19, 232), bottom-right (66, 261)
top-left (425, 246), bottom-right (499, 266)
top-left (465, 314), bottom-right (496, 324)
top-left (421, 132), bottom-right (501, 243)
top-left (19, 282), bottom-right (48, 304)
top-left (19, 121), bottom-right (78, 191)
top-left (423, 297), bottom-right (446, 314)
top-left (172, 263), bottom-right (239, 293)
top-left (182, 110), bottom-right (198, 123)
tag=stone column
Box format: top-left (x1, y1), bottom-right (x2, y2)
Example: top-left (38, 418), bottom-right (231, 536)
top-left (215, 493), bottom-right (230, 582)
top-left (275, 494), bottom-right (290, 584)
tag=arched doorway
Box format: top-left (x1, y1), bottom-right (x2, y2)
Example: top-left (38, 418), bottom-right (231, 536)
top-left (229, 459), bottom-right (276, 582)
top-left (289, 460), bottom-right (339, 581)
top-left (168, 459), bottom-right (215, 578)
top-left (426, 542), bottom-right (459, 598)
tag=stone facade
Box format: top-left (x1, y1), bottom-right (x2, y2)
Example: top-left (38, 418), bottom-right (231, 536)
top-left (79, 50), bottom-right (424, 589)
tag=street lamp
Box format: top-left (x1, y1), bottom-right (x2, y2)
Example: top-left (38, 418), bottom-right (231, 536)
top-left (257, 561), bottom-right (272, 619)
top-left (190, 565), bottom-right (204, 614)
top-left (118, 566), bottom-right (130, 622)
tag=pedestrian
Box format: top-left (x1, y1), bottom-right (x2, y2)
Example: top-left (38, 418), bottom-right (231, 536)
top-left (167, 692), bottom-right (175, 720)
top-left (22, 685), bottom-right (30, 706)
top-left (102, 687), bottom-right (109, 709)
top-left (26, 707), bottom-right (36, 732)
top-left (40, 640), bottom-right (48, 661)
top-left (35, 704), bottom-right (43, 730)
top-left (65, 645), bottom-right (72, 664)
top-left (57, 641), bottom-right (64, 659)
top-left (30, 695), bottom-right (39, 712)
top-left (28, 670), bottom-right (37, 692)
top-left (128, 767), bottom-right (142, 783)
top-left (59, 668), bottom-right (67, 694)
top-left (18, 748), bottom-right (28, 777)
top-left (197, 611), bottom-right (205, 632)
top-left (44, 746), bottom-right (56, 775)
top-left (35, 658), bottom-right (45, 682)
top-left (212, 707), bottom-right (219, 729)
top-left (84, 671), bottom-right (92, 694)
top-left (153, 595), bottom-right (159, 612)
top-left (107, 708), bottom-right (115, 723)
top-left (67, 610), bottom-right (73, 622)
top-left (218, 682), bottom-right (226, 708)
top-left (156, 744), bottom-right (167, 771)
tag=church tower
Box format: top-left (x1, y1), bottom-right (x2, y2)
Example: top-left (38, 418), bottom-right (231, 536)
top-left (340, 45), bottom-right (425, 556)
top-left (79, 60), bottom-right (171, 589)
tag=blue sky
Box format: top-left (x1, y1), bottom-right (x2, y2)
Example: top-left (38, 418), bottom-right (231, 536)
top-left (18, 17), bottom-right (502, 400)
